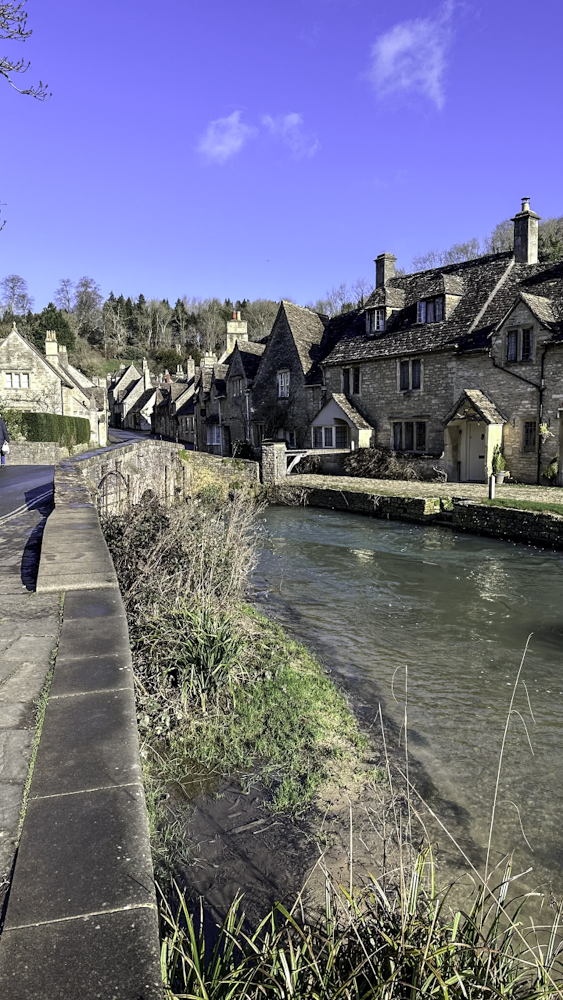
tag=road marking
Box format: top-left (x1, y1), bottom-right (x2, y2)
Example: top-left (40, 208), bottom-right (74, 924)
top-left (0, 488), bottom-right (54, 526)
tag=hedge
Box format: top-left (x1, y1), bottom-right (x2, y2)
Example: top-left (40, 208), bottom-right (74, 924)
top-left (2, 410), bottom-right (91, 448)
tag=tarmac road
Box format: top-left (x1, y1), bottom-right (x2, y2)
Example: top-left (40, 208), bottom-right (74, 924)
top-left (0, 465), bottom-right (54, 521)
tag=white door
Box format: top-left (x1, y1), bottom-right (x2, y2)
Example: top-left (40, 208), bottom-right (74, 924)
top-left (467, 421), bottom-right (486, 481)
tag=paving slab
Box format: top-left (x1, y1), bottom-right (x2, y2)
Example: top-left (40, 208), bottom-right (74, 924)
top-left (30, 688), bottom-right (141, 797)
top-left (62, 588), bottom-right (126, 621)
top-left (0, 905), bottom-right (162, 1000)
top-left (49, 653), bottom-right (134, 697)
top-left (55, 616), bottom-right (131, 662)
top-left (4, 784), bottom-right (154, 927)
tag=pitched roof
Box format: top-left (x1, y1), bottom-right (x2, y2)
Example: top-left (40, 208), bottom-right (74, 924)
top-left (281, 300), bottom-right (327, 374)
top-left (325, 254), bottom-right (563, 364)
top-left (127, 387), bottom-right (156, 414)
top-left (444, 389), bottom-right (507, 426)
top-left (330, 393), bottom-right (373, 429)
top-left (238, 342), bottom-right (266, 379)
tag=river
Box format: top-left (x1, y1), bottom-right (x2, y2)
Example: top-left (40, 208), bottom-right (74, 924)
top-left (257, 505), bottom-right (563, 898)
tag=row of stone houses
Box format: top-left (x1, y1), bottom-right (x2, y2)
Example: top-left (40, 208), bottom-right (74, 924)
top-left (0, 326), bottom-right (108, 446)
top-left (119, 198), bottom-right (563, 486)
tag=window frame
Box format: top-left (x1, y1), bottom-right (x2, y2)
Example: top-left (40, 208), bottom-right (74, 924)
top-left (277, 370), bottom-right (290, 398)
top-left (312, 424), bottom-right (349, 449)
top-left (523, 420), bottom-right (537, 453)
top-left (398, 358), bottom-right (423, 392)
top-left (231, 376), bottom-right (243, 397)
top-left (342, 365), bottom-right (361, 395)
top-left (5, 370), bottom-right (30, 389)
top-left (206, 423), bottom-right (221, 446)
top-left (392, 419), bottom-right (427, 453)
top-left (417, 296), bottom-right (444, 324)
top-left (505, 326), bottom-right (534, 363)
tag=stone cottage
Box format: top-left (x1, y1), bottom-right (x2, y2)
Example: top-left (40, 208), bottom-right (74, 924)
top-left (0, 326), bottom-right (107, 445)
top-left (319, 199), bottom-right (563, 484)
top-left (107, 359), bottom-right (157, 432)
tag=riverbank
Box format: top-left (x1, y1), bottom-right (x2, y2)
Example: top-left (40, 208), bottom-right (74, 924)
top-left (271, 473), bottom-right (563, 549)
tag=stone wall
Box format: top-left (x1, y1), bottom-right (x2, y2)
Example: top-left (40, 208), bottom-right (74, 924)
top-left (8, 440), bottom-right (92, 465)
top-left (452, 500), bottom-right (563, 548)
top-left (67, 438), bottom-right (258, 512)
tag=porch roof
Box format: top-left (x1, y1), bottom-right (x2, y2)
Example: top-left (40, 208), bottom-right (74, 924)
top-left (444, 388), bottom-right (507, 426)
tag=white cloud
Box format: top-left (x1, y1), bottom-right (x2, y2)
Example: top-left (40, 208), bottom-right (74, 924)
top-left (262, 113), bottom-right (320, 159)
top-left (367, 1), bottom-right (455, 110)
top-left (197, 111), bottom-right (256, 164)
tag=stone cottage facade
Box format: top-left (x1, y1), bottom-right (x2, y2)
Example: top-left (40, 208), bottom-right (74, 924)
top-left (0, 327), bottom-right (107, 445)
top-left (320, 199), bottom-right (563, 484)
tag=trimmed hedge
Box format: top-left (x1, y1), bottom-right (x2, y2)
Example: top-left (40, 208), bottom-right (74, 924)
top-left (2, 410), bottom-right (91, 448)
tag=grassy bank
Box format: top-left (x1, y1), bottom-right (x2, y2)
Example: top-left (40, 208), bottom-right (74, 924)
top-left (102, 492), bottom-right (368, 875)
top-left (481, 497), bottom-right (563, 516)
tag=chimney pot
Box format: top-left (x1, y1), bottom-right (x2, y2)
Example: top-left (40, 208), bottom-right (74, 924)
top-left (232, 310), bottom-right (237, 320)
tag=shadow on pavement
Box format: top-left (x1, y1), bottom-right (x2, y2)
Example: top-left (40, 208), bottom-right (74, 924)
top-left (20, 485), bottom-right (54, 592)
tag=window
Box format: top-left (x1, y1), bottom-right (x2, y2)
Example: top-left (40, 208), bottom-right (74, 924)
top-left (417, 297), bottom-right (444, 324)
top-left (366, 308), bottom-right (385, 334)
top-left (335, 424), bottom-right (348, 448)
top-left (506, 327), bottom-right (534, 363)
top-left (522, 329), bottom-right (533, 361)
top-left (312, 424), bottom-right (349, 448)
top-left (393, 420), bottom-right (426, 452)
top-left (231, 377), bottom-right (243, 396)
top-left (398, 358), bottom-right (422, 391)
top-left (523, 421), bottom-right (537, 452)
top-left (206, 424), bottom-right (221, 446)
top-left (342, 366), bottom-right (360, 394)
top-left (5, 371), bottom-right (29, 388)
top-left (287, 430), bottom-right (296, 448)
top-left (277, 370), bottom-right (290, 397)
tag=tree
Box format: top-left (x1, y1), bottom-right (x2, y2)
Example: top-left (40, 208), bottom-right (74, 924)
top-left (26, 302), bottom-right (75, 353)
top-left (0, 273), bottom-right (33, 314)
top-left (0, 1), bottom-right (49, 98)
top-left (74, 276), bottom-right (103, 340)
top-left (54, 278), bottom-right (75, 313)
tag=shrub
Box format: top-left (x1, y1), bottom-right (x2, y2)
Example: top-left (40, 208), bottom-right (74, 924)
top-left (344, 446), bottom-right (420, 481)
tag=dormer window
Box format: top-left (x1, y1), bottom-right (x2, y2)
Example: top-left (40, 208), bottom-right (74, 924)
top-left (231, 377), bottom-right (243, 396)
top-left (277, 370), bottom-right (290, 397)
top-left (506, 327), bottom-right (533, 363)
top-left (366, 308), bottom-right (385, 334)
top-left (417, 296), bottom-right (444, 324)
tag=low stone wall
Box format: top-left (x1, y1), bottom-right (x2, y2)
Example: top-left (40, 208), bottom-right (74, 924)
top-left (271, 484), bottom-right (563, 550)
top-left (69, 439), bottom-right (259, 512)
top-left (452, 500), bottom-right (563, 549)
top-left (8, 440), bottom-right (91, 465)
top-left (272, 484), bottom-right (443, 522)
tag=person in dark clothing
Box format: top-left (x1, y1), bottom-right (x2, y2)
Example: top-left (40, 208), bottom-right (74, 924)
top-left (0, 412), bottom-right (10, 467)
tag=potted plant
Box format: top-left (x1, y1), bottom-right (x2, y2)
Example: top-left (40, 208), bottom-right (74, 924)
top-left (544, 455), bottom-right (558, 485)
top-left (491, 444), bottom-right (507, 483)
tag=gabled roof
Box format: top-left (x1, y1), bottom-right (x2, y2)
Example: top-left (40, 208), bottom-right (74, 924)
top-left (127, 387), bottom-right (156, 414)
top-left (237, 341), bottom-right (265, 380)
top-left (281, 300), bottom-right (327, 374)
top-left (444, 389), bottom-right (507, 426)
top-left (325, 254), bottom-right (563, 365)
top-left (0, 328), bottom-right (78, 391)
top-left (330, 394), bottom-right (373, 430)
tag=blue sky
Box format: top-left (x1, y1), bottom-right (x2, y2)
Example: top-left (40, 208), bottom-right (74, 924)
top-left (1, 0), bottom-right (562, 310)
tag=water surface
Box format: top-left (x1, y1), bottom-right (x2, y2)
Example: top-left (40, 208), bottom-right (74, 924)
top-left (257, 506), bottom-right (563, 895)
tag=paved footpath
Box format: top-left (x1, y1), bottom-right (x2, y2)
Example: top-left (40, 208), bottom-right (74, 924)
top-left (0, 466), bottom-right (58, 909)
top-left (289, 472), bottom-right (562, 503)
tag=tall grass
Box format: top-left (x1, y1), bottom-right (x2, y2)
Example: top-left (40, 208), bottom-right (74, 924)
top-left (160, 850), bottom-right (563, 998)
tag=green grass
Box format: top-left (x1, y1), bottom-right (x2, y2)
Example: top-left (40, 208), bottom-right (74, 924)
top-left (481, 497), bottom-right (563, 516)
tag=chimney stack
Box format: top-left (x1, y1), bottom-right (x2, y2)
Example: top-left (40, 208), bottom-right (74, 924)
top-left (226, 310), bottom-right (248, 355)
top-left (375, 253), bottom-right (396, 288)
top-left (512, 197), bottom-right (540, 264)
top-left (186, 355), bottom-right (195, 380)
top-left (45, 329), bottom-right (58, 359)
top-left (57, 344), bottom-right (68, 368)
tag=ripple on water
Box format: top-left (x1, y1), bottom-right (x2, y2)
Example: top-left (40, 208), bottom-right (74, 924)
top-left (259, 506), bottom-right (563, 896)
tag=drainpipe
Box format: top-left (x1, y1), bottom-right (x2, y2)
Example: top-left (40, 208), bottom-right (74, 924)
top-left (489, 348), bottom-right (544, 484)
top-left (245, 390), bottom-right (250, 442)
top-left (536, 344), bottom-right (551, 485)
top-left (218, 400), bottom-right (223, 456)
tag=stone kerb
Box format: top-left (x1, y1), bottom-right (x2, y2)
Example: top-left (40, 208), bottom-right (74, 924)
top-left (9, 441), bottom-right (92, 465)
top-left (0, 448), bottom-right (163, 997)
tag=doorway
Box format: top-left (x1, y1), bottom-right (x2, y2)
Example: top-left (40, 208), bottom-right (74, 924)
top-left (467, 421), bottom-right (486, 481)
